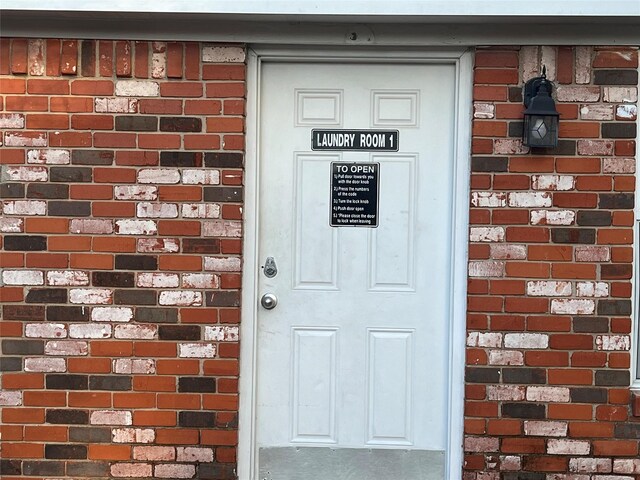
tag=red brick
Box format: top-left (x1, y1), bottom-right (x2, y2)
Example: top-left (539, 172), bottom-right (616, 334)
top-left (46, 39), bottom-right (61, 76)
top-left (501, 437), bottom-right (545, 454)
top-left (89, 444), bottom-right (131, 460)
top-left (27, 79), bottom-right (69, 94)
top-left (6, 95), bottom-right (48, 111)
top-left (24, 425), bottom-right (68, 442)
top-left (161, 82), bottom-right (203, 97)
top-left (25, 253), bottom-right (68, 268)
top-left (49, 131), bottom-right (92, 147)
top-left (23, 391), bottom-right (66, 407)
top-left (99, 41), bottom-right (114, 77)
top-left (133, 410), bottom-right (176, 427)
top-left (206, 82), bottom-right (245, 98)
top-left (156, 428), bottom-right (199, 445)
top-left (1, 442), bottom-right (44, 458)
top-left (71, 80), bottom-right (114, 95)
top-left (548, 403), bottom-right (593, 420)
top-left (166, 42), bottom-right (183, 78)
top-left (569, 421), bottom-right (614, 438)
top-left (50, 96), bottom-right (94, 112)
top-left (113, 392), bottom-right (156, 408)
top-left (556, 47), bottom-right (574, 84)
top-left (11, 39), bottom-right (28, 74)
top-left (60, 40), bottom-right (78, 75)
top-left (115, 40), bottom-right (132, 77)
top-left (26, 114), bottom-right (69, 130)
top-left (592, 440), bottom-right (638, 456)
top-left (548, 368), bottom-right (593, 385)
top-left (138, 134), bottom-right (181, 149)
top-left (593, 48), bottom-right (638, 68)
top-left (473, 85), bottom-right (508, 101)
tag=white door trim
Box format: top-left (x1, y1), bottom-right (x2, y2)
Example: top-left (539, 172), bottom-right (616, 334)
top-left (239, 46), bottom-right (473, 480)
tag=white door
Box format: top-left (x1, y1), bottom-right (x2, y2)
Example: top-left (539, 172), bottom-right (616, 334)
top-left (256, 61), bottom-right (456, 480)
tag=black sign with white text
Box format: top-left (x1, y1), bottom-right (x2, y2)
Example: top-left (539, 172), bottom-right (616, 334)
top-left (330, 162), bottom-right (379, 227)
top-left (312, 129), bottom-right (398, 151)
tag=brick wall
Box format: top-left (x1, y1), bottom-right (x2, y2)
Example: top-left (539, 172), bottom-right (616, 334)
top-left (0, 39), bottom-right (244, 479)
top-left (466, 46), bottom-right (639, 478)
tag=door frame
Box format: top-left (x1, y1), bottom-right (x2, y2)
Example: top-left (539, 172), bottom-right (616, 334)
top-left (239, 46), bottom-right (473, 480)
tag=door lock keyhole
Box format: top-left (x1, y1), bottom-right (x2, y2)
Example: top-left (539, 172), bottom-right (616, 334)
top-left (263, 257), bottom-right (278, 278)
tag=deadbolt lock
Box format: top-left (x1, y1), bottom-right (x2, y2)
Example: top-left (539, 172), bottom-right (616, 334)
top-left (263, 257), bottom-right (278, 278)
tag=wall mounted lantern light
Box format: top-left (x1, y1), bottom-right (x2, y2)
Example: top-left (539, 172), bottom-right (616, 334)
top-left (523, 66), bottom-right (559, 148)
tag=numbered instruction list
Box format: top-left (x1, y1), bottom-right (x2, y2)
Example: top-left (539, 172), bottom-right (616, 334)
top-left (330, 162), bottom-right (379, 227)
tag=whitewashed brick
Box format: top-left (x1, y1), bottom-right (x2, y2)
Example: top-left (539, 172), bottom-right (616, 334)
top-left (0, 391), bottom-right (22, 406)
top-left (69, 323), bottom-right (112, 339)
top-left (603, 87), bottom-right (637, 103)
top-left (24, 357), bottom-right (66, 372)
top-left (530, 210), bottom-right (575, 226)
top-left (182, 273), bottom-right (219, 289)
top-left (137, 273), bottom-right (180, 288)
top-left (2, 200), bottom-right (46, 215)
top-left (532, 175), bottom-right (575, 191)
top-left (575, 46), bottom-right (592, 84)
top-left (466, 332), bottom-right (502, 348)
top-left (580, 104), bottom-right (614, 120)
top-left (115, 219), bottom-right (158, 235)
top-left (181, 203), bottom-right (220, 219)
top-left (113, 358), bottom-right (156, 375)
top-left (547, 474), bottom-right (589, 480)
top-left (595, 335), bottom-right (630, 351)
top-left (556, 86), bottom-right (599, 102)
top-left (576, 282), bottom-right (608, 298)
top-left (488, 350), bottom-right (524, 366)
top-left (613, 458), bottom-right (640, 474)
top-left (112, 428), bottom-right (155, 444)
top-left (70, 219), bottom-right (113, 234)
top-left (2, 270), bottom-right (44, 285)
top-left (91, 410), bottom-right (133, 426)
top-left (499, 455), bottom-right (521, 471)
top-left (111, 463), bottom-right (152, 478)
top-left (504, 333), bottom-right (549, 349)
top-left (577, 139), bottom-right (615, 156)
top-left (6, 166), bottom-right (48, 182)
top-left (490, 244), bottom-right (527, 260)
top-left (463, 436), bottom-right (500, 453)
top-left (204, 256), bottom-right (242, 272)
top-left (135, 445), bottom-right (175, 462)
top-left (202, 220), bottom-right (242, 237)
top-left (114, 324), bottom-right (158, 340)
top-left (25, 323), bottom-right (67, 338)
top-left (152, 45), bottom-right (167, 79)
top-left (204, 326), bottom-right (239, 342)
top-left (524, 420), bottom-right (568, 437)
top-left (527, 281), bottom-right (572, 297)
top-left (508, 192), bottom-right (552, 208)
top-left (177, 447), bottom-right (214, 463)
top-left (4, 132), bottom-right (47, 146)
top-left (468, 261), bottom-right (505, 277)
top-left (487, 385), bottom-right (525, 401)
top-left (521, 46), bottom-right (539, 81)
top-left (571, 457), bottom-right (613, 473)
top-left (473, 102), bottom-right (495, 119)
top-left (45, 340), bottom-right (88, 356)
top-left (541, 46), bottom-right (556, 80)
top-left (28, 39), bottom-right (45, 75)
top-left (526, 386), bottom-right (570, 402)
top-left (27, 149), bottom-right (70, 164)
top-left (494, 139), bottom-right (528, 155)
top-left (155, 464), bottom-right (196, 479)
top-left (70, 288), bottom-right (113, 305)
top-left (0, 217), bottom-right (23, 232)
top-left (182, 169), bottom-right (220, 185)
top-left (159, 291), bottom-right (203, 306)
top-left (202, 45), bottom-right (245, 63)
top-left (95, 97), bottom-right (138, 113)
top-left (591, 475), bottom-right (634, 480)
top-left (47, 270), bottom-right (90, 286)
top-left (115, 80), bottom-right (160, 97)
top-left (616, 104), bottom-right (637, 120)
top-left (137, 169), bottom-right (181, 184)
top-left (178, 343), bottom-right (216, 358)
top-left (114, 185), bottom-right (158, 200)
top-left (470, 227), bottom-right (505, 243)
top-left (575, 246), bottom-right (610, 262)
top-left (136, 202), bottom-right (179, 218)
top-left (91, 307), bottom-right (134, 323)
top-left (547, 439), bottom-right (590, 455)
top-left (551, 299), bottom-right (595, 315)
top-left (137, 238), bottom-right (180, 253)
top-left (0, 113), bottom-right (25, 128)
top-left (603, 157), bottom-right (635, 174)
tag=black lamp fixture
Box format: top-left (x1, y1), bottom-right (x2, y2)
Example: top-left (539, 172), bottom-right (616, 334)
top-left (523, 66), bottom-right (559, 148)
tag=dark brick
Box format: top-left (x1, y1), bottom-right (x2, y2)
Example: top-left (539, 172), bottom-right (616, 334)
top-left (601, 264), bottom-right (632, 280)
top-left (508, 86), bottom-right (523, 103)
top-left (160, 117), bottom-right (202, 132)
top-left (503, 368), bottom-right (546, 384)
top-left (570, 387), bottom-right (607, 403)
top-left (4, 235), bottom-right (47, 251)
top-left (46, 409), bottom-right (89, 424)
top-left (115, 254), bottom-right (158, 270)
top-left (599, 193), bottom-right (634, 209)
top-left (508, 121), bottom-right (524, 138)
top-left (531, 140), bottom-right (576, 156)
top-left (178, 411), bottom-right (216, 427)
top-left (135, 307), bottom-right (178, 323)
top-left (465, 367), bottom-right (500, 383)
top-left (614, 423), bottom-right (640, 439)
top-left (198, 463), bottom-right (236, 480)
top-left (0, 356), bottom-right (22, 371)
top-left (67, 461), bottom-right (111, 477)
top-left (160, 151), bottom-right (203, 167)
top-left (179, 377), bottom-right (216, 393)
top-left (572, 316), bottom-right (609, 333)
top-left (471, 156), bottom-right (508, 172)
top-left (204, 152), bottom-right (243, 168)
top-left (551, 228), bottom-right (595, 244)
top-left (22, 461), bottom-right (65, 476)
top-left (27, 183), bottom-right (69, 199)
top-left (89, 375), bottom-right (132, 391)
top-left (594, 369), bottom-right (630, 386)
top-left (45, 444), bottom-right (87, 459)
top-left (205, 291), bottom-right (240, 307)
top-left (576, 210), bottom-right (611, 226)
top-left (46, 374), bottom-right (88, 390)
top-left (502, 403), bottom-right (545, 419)
top-left (594, 69), bottom-right (638, 85)
top-left (182, 238), bottom-right (220, 254)
top-left (3, 305), bottom-right (45, 320)
top-left (159, 325), bottom-right (201, 340)
top-left (48, 201), bottom-right (91, 217)
top-left (203, 186), bottom-right (243, 202)
top-left (25, 288), bottom-right (68, 304)
top-left (92, 271), bottom-right (135, 287)
top-left (0, 459), bottom-right (22, 475)
top-left (0, 182), bottom-right (25, 198)
top-left (597, 300), bottom-right (631, 316)
top-left (602, 122), bottom-right (637, 139)
top-left (81, 40), bottom-right (96, 77)
top-left (2, 339), bottom-right (44, 355)
top-left (72, 149), bottom-right (114, 165)
top-left (50, 166), bottom-right (92, 182)
top-left (69, 426), bottom-right (111, 443)
top-left (114, 289), bottom-right (157, 305)
top-left (115, 116), bottom-right (158, 131)
top-left (47, 305), bottom-right (90, 321)
top-left (503, 473), bottom-right (545, 480)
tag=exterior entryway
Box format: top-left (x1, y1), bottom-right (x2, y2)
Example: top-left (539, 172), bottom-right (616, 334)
top-left (249, 58), bottom-right (463, 479)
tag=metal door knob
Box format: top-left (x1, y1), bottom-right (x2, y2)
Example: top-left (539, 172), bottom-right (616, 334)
top-left (261, 293), bottom-right (278, 310)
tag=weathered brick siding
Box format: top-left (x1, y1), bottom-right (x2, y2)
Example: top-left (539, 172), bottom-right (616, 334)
top-left (466, 46), bottom-right (639, 479)
top-left (0, 39), bottom-right (244, 479)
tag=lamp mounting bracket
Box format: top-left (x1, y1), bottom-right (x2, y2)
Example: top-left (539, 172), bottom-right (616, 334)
top-left (524, 66), bottom-right (553, 108)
